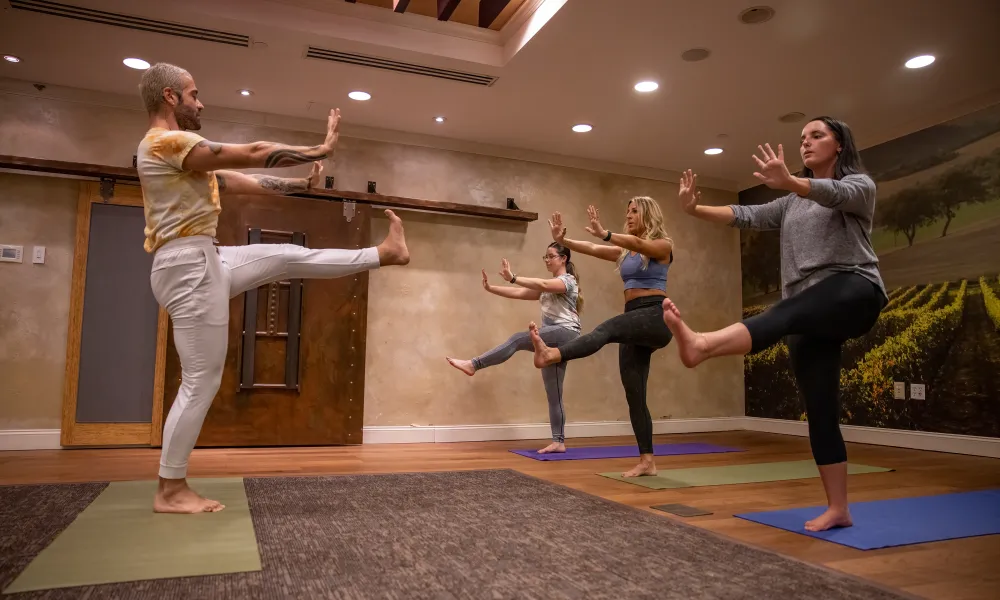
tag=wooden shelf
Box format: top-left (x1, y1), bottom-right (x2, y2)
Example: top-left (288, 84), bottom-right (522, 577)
top-left (0, 155), bottom-right (537, 222)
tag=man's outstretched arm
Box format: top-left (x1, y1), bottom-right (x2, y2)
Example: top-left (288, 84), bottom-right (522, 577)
top-left (182, 109), bottom-right (341, 172)
top-left (214, 162), bottom-right (323, 196)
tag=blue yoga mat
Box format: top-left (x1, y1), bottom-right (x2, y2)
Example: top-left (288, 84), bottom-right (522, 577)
top-left (735, 489), bottom-right (1000, 550)
top-left (510, 442), bottom-right (742, 461)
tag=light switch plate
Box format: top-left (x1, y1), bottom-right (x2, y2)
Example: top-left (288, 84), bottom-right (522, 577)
top-left (32, 246), bottom-right (45, 264)
top-left (910, 383), bottom-right (926, 400)
top-left (893, 382), bottom-right (906, 400)
top-left (0, 245), bottom-right (23, 263)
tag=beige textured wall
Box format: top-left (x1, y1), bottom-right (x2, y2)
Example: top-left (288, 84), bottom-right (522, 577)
top-left (0, 89), bottom-right (744, 432)
top-left (0, 173), bottom-right (77, 429)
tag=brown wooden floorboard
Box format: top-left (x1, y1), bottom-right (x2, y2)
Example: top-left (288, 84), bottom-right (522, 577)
top-left (1, 430), bottom-right (998, 599)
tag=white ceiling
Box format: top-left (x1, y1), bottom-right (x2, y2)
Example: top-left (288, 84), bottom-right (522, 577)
top-left (1, 0), bottom-right (999, 190)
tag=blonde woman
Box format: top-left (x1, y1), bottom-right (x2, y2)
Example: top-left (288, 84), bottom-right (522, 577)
top-left (529, 197), bottom-right (674, 477)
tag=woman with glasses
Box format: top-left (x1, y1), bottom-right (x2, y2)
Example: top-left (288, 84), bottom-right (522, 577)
top-left (446, 243), bottom-right (584, 454)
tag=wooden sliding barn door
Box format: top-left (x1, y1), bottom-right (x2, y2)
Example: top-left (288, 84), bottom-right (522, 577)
top-left (162, 195), bottom-right (370, 447)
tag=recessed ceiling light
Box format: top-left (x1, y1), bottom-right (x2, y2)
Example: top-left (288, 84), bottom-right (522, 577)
top-left (349, 91), bottom-right (371, 101)
top-left (680, 48), bottom-right (711, 62)
top-left (778, 111), bottom-right (805, 123)
top-left (738, 6), bottom-right (775, 24)
top-left (572, 124), bottom-right (592, 133)
top-left (905, 54), bottom-right (935, 69)
top-left (634, 81), bottom-right (658, 93)
top-left (704, 148), bottom-right (723, 155)
top-left (434, 116), bottom-right (446, 123)
top-left (123, 57), bottom-right (149, 70)
top-left (4, 55), bottom-right (22, 63)
top-left (239, 89), bottom-right (253, 96)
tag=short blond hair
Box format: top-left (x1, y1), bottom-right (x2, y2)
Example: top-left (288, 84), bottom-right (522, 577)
top-left (138, 63), bottom-right (189, 113)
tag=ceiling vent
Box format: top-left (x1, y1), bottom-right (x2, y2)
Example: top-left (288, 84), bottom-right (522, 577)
top-left (738, 6), bottom-right (775, 25)
top-left (305, 46), bottom-right (498, 87)
top-left (9, 0), bottom-right (251, 47)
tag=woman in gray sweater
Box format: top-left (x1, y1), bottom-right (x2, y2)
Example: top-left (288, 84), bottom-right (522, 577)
top-left (662, 116), bottom-right (888, 532)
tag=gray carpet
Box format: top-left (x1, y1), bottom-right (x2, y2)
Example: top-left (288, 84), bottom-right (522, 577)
top-left (0, 470), bottom-right (917, 599)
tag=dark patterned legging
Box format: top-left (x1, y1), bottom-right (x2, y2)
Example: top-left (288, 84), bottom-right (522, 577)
top-left (556, 295), bottom-right (673, 454)
top-left (742, 272), bottom-right (886, 465)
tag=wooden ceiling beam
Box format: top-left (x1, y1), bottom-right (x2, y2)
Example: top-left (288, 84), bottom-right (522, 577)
top-left (393, 0), bottom-right (411, 13)
top-left (437, 0), bottom-right (461, 21)
top-left (478, 0), bottom-right (512, 28)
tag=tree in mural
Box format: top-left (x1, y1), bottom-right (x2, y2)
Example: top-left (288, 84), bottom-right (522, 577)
top-left (875, 186), bottom-right (938, 247)
top-left (740, 230), bottom-right (780, 295)
top-left (933, 167), bottom-right (990, 237)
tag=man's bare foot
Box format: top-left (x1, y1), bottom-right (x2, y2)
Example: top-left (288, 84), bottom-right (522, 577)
top-left (622, 455), bottom-right (657, 477)
top-left (538, 442), bottom-right (566, 454)
top-left (661, 298), bottom-right (709, 368)
top-left (154, 478), bottom-right (225, 514)
top-left (377, 209), bottom-right (410, 266)
top-left (804, 507), bottom-right (853, 531)
top-left (446, 357), bottom-right (476, 376)
top-left (529, 322), bottom-right (561, 368)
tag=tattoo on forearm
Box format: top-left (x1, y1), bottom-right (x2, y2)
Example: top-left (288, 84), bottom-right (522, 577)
top-left (215, 173), bottom-right (227, 191)
top-left (253, 175), bottom-right (308, 193)
top-left (263, 146), bottom-right (328, 169)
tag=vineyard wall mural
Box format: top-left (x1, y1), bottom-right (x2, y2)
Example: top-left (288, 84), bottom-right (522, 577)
top-left (739, 102), bottom-right (1000, 438)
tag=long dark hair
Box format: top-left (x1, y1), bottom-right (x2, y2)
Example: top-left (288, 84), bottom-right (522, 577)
top-left (549, 241), bottom-right (583, 314)
top-left (801, 116), bottom-right (866, 180)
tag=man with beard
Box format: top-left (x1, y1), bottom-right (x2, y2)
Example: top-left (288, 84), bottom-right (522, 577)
top-left (136, 62), bottom-right (410, 514)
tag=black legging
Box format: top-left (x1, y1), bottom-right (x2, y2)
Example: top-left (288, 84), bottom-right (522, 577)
top-left (743, 272), bottom-right (887, 465)
top-left (556, 295), bottom-right (673, 454)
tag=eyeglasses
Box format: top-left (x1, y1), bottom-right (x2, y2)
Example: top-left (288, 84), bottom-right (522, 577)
top-left (543, 254), bottom-right (561, 261)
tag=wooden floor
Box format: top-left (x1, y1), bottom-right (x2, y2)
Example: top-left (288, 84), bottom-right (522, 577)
top-left (1, 430), bottom-right (999, 599)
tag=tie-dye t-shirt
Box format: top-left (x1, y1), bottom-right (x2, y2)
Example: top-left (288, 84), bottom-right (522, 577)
top-left (136, 128), bottom-right (221, 253)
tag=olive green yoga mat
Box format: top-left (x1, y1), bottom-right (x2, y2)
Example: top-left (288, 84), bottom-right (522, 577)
top-left (600, 460), bottom-right (892, 490)
top-left (4, 478), bottom-right (261, 594)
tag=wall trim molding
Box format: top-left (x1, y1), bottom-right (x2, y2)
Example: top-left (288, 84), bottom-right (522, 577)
top-left (361, 417), bottom-right (746, 444)
top-left (742, 417), bottom-right (1000, 459)
top-left (0, 429), bottom-right (62, 451)
top-left (3, 419), bottom-right (998, 458)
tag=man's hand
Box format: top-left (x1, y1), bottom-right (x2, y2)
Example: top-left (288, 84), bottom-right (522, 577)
top-left (322, 109), bottom-right (341, 156)
top-left (306, 162), bottom-right (324, 190)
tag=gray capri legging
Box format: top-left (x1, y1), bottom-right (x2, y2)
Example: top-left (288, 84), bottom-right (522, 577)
top-left (472, 323), bottom-right (580, 442)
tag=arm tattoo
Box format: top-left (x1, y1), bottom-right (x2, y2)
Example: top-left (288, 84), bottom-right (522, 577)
top-left (215, 173), bottom-right (227, 191)
top-left (197, 140), bottom-right (223, 155)
top-left (253, 175), bottom-right (308, 194)
top-left (263, 147), bottom-right (328, 168)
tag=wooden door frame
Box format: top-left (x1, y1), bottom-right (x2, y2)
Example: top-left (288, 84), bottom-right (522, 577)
top-left (60, 181), bottom-right (169, 447)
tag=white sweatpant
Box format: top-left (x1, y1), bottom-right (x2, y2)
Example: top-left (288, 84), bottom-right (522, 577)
top-left (149, 235), bottom-right (380, 479)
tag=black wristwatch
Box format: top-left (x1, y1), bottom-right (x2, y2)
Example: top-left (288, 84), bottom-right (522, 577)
top-left (603, 230), bottom-right (613, 241)
top-left (510, 274), bottom-right (517, 284)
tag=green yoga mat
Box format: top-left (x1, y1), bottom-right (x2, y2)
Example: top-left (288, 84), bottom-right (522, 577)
top-left (600, 460), bottom-right (892, 490)
top-left (4, 478), bottom-right (261, 594)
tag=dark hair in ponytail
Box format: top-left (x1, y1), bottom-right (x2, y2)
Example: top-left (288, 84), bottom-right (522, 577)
top-left (801, 116), bottom-right (866, 180)
top-left (548, 241), bottom-right (584, 314)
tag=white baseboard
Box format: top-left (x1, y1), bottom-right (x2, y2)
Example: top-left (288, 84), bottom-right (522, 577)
top-left (362, 417), bottom-right (747, 444)
top-left (0, 429), bottom-right (61, 451)
top-left (2, 418), bottom-right (998, 459)
top-left (743, 417), bottom-right (1000, 459)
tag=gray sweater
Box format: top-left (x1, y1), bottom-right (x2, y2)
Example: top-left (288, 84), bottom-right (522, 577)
top-left (729, 174), bottom-right (887, 300)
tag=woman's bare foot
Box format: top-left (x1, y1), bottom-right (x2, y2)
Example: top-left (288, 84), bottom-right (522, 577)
top-left (529, 322), bottom-right (561, 368)
top-left (661, 298), bottom-right (709, 368)
top-left (154, 478), bottom-right (225, 514)
top-left (446, 357), bottom-right (476, 376)
top-left (537, 442), bottom-right (566, 454)
top-left (377, 209), bottom-right (410, 266)
top-left (804, 507), bottom-right (853, 531)
top-left (622, 455), bottom-right (657, 477)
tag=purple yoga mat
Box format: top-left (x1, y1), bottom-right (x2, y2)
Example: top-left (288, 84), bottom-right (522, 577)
top-left (510, 443), bottom-right (743, 461)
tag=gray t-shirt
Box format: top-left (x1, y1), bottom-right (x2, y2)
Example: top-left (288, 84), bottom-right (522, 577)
top-left (539, 274), bottom-right (581, 332)
top-left (729, 174), bottom-right (887, 300)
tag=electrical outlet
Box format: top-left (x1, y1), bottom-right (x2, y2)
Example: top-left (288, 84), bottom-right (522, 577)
top-left (893, 382), bottom-right (906, 400)
top-left (910, 383), bottom-right (926, 400)
top-left (32, 246), bottom-right (45, 264)
top-left (0, 245), bottom-right (23, 263)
